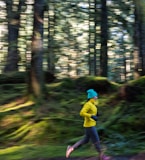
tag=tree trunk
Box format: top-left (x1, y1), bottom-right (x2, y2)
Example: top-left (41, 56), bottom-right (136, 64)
top-left (4, 0), bottom-right (22, 72)
top-left (29, 0), bottom-right (45, 100)
top-left (47, 3), bottom-right (55, 73)
top-left (139, 1), bottom-right (145, 76)
top-left (88, 0), bottom-right (97, 75)
top-left (133, 5), bottom-right (141, 79)
top-left (133, 0), bottom-right (145, 78)
top-left (100, 0), bottom-right (108, 77)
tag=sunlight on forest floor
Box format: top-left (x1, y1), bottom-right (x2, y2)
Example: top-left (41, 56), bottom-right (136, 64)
top-left (0, 97), bottom-right (34, 112)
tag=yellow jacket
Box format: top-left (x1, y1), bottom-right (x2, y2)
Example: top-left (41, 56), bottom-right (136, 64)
top-left (80, 99), bottom-right (98, 127)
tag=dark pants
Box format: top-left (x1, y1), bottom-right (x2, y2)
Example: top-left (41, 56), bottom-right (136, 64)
top-left (72, 126), bottom-right (101, 152)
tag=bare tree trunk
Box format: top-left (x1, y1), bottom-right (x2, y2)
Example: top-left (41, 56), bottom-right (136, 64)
top-left (139, 1), bottom-right (145, 76)
top-left (47, 3), bottom-right (55, 73)
top-left (133, 0), bottom-right (145, 78)
top-left (4, 0), bottom-right (22, 72)
top-left (100, 0), bottom-right (108, 77)
top-left (29, 0), bottom-right (45, 100)
top-left (88, 0), bottom-right (97, 75)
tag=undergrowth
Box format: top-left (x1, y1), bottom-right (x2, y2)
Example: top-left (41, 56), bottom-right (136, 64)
top-left (0, 76), bottom-right (145, 159)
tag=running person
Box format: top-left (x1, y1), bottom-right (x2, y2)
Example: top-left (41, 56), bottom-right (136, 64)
top-left (66, 89), bottom-right (110, 160)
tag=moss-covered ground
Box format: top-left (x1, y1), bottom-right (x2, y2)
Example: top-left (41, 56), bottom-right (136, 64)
top-left (0, 75), bottom-right (145, 160)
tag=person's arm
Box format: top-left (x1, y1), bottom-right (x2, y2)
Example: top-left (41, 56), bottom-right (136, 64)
top-left (80, 103), bottom-right (98, 121)
top-left (80, 103), bottom-right (91, 118)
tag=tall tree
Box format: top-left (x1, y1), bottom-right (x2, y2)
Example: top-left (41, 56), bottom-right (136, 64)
top-left (88, 0), bottom-right (97, 75)
top-left (47, 2), bottom-right (55, 73)
top-left (100, 0), bottom-right (108, 77)
top-left (133, 0), bottom-right (141, 78)
top-left (28, 0), bottom-right (45, 100)
top-left (133, 0), bottom-right (145, 78)
top-left (4, 0), bottom-right (23, 72)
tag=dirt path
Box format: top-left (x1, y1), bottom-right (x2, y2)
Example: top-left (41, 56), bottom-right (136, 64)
top-left (26, 152), bottom-right (145, 160)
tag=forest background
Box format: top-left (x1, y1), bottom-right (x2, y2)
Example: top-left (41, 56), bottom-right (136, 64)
top-left (0, 0), bottom-right (145, 160)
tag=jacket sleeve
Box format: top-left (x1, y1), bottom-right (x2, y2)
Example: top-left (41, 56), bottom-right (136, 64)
top-left (80, 103), bottom-right (91, 118)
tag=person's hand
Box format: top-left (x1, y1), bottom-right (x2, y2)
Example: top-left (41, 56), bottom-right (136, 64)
top-left (91, 115), bottom-right (98, 121)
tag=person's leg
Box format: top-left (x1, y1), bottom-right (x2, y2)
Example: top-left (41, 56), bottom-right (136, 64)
top-left (89, 127), bottom-right (110, 160)
top-left (89, 127), bottom-right (103, 159)
top-left (66, 129), bottom-right (90, 158)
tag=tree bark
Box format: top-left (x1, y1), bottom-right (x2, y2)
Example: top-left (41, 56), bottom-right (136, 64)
top-left (133, 0), bottom-right (145, 78)
top-left (29, 0), bottom-right (45, 100)
top-left (4, 0), bottom-right (22, 72)
top-left (100, 0), bottom-right (108, 77)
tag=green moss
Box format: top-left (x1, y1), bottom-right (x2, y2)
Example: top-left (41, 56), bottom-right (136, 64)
top-left (0, 76), bottom-right (145, 158)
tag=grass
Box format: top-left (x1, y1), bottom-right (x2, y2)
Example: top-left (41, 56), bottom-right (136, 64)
top-left (0, 144), bottom-right (98, 160)
top-left (0, 142), bottom-right (144, 160)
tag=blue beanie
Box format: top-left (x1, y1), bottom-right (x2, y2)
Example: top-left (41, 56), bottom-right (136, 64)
top-left (87, 89), bottom-right (98, 99)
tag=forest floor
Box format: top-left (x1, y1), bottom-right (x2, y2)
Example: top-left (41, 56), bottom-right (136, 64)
top-left (26, 152), bottom-right (145, 160)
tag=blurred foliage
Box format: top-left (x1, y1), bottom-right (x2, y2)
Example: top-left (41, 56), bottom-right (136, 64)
top-left (0, 71), bottom-right (55, 84)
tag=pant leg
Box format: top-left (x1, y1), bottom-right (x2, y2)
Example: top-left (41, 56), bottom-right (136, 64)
top-left (72, 128), bottom-right (90, 149)
top-left (88, 126), bottom-right (101, 152)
